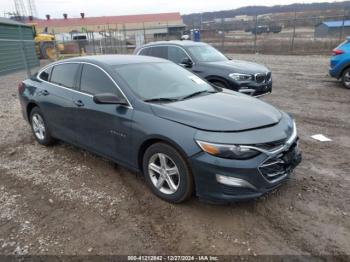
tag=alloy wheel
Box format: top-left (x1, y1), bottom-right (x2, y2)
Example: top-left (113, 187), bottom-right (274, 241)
top-left (344, 72), bottom-right (350, 88)
top-left (32, 113), bottom-right (46, 140)
top-left (148, 153), bottom-right (180, 195)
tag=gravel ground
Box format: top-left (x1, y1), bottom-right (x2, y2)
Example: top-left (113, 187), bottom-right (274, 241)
top-left (0, 54), bottom-right (349, 257)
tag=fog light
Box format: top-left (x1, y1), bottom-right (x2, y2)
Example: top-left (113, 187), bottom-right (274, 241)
top-left (216, 174), bottom-right (256, 190)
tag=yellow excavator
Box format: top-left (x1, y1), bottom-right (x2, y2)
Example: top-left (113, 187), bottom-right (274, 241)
top-left (28, 23), bottom-right (64, 59)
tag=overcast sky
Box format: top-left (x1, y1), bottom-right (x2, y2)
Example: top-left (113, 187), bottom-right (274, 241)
top-left (0, 0), bottom-right (342, 18)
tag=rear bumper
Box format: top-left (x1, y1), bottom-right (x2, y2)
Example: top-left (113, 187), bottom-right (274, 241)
top-left (19, 95), bottom-right (29, 122)
top-left (329, 55), bottom-right (349, 79)
top-left (190, 140), bottom-right (302, 203)
top-left (329, 67), bottom-right (341, 79)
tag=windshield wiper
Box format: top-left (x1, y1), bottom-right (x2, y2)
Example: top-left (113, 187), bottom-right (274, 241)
top-left (144, 97), bottom-right (179, 103)
top-left (181, 90), bottom-right (217, 100)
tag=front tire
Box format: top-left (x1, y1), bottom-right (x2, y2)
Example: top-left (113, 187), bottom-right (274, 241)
top-left (40, 42), bottom-right (56, 60)
top-left (142, 143), bottom-right (194, 203)
top-left (342, 68), bottom-right (350, 89)
top-left (30, 107), bottom-right (55, 146)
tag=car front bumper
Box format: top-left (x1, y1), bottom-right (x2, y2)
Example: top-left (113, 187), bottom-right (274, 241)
top-left (189, 139), bottom-right (302, 203)
top-left (229, 80), bottom-right (273, 97)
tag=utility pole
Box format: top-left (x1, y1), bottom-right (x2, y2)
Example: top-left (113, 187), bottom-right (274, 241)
top-left (253, 13), bottom-right (258, 53)
top-left (221, 16), bottom-right (225, 51)
top-left (290, 10), bottom-right (297, 53)
top-left (27, 0), bottom-right (38, 18)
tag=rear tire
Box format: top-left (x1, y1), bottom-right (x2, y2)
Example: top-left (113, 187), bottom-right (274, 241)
top-left (341, 68), bottom-right (350, 89)
top-left (142, 143), bottom-right (194, 203)
top-left (30, 107), bottom-right (55, 146)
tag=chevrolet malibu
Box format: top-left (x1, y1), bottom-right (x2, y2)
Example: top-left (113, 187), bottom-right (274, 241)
top-left (18, 55), bottom-right (301, 203)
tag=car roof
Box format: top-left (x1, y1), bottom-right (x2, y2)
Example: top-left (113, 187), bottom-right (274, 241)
top-left (57, 54), bottom-right (168, 66)
top-left (140, 40), bottom-right (208, 48)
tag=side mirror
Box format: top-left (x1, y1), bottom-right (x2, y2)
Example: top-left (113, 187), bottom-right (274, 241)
top-left (93, 93), bottom-right (128, 105)
top-left (180, 57), bottom-right (193, 68)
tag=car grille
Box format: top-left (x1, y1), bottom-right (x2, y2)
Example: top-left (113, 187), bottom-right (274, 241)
top-left (221, 185), bottom-right (257, 195)
top-left (255, 72), bottom-right (271, 83)
top-left (259, 142), bottom-right (298, 182)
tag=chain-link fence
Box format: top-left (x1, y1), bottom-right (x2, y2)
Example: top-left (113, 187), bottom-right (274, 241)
top-left (55, 24), bottom-right (184, 58)
top-left (50, 13), bottom-right (349, 58)
top-left (1, 12), bottom-right (349, 78)
top-left (192, 12), bottom-right (349, 55)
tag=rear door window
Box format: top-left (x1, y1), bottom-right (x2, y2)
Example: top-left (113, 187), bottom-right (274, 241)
top-left (50, 64), bottom-right (79, 89)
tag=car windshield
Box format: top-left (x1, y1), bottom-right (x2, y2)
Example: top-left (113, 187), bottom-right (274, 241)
top-left (115, 62), bottom-right (216, 101)
top-left (188, 45), bottom-right (228, 62)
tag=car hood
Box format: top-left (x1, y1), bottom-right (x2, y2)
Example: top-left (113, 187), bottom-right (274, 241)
top-left (150, 91), bottom-right (282, 132)
top-left (200, 60), bottom-right (269, 74)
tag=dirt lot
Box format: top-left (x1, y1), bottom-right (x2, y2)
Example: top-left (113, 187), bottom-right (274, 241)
top-left (0, 54), bottom-right (349, 257)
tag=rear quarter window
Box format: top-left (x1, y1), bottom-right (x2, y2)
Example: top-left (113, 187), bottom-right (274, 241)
top-left (139, 46), bottom-right (168, 59)
top-left (151, 46), bottom-right (167, 59)
top-left (39, 67), bottom-right (53, 81)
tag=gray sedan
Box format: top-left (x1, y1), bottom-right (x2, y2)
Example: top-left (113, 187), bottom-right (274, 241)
top-left (18, 55), bottom-right (301, 203)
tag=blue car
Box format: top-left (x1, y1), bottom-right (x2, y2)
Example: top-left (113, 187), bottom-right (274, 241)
top-left (330, 37), bottom-right (350, 88)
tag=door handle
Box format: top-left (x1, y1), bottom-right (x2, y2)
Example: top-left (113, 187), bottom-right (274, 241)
top-left (40, 90), bottom-right (49, 96)
top-left (74, 100), bottom-right (84, 107)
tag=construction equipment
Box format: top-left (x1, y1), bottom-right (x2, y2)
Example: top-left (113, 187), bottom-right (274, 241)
top-left (29, 23), bottom-right (63, 59)
top-left (14, 0), bottom-right (62, 59)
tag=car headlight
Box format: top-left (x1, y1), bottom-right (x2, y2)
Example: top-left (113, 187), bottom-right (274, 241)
top-left (229, 73), bottom-right (253, 81)
top-left (196, 140), bottom-right (260, 160)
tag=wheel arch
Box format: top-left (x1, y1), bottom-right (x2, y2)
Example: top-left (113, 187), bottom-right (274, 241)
top-left (339, 63), bottom-right (350, 79)
top-left (205, 75), bottom-right (230, 87)
top-left (26, 102), bottom-right (39, 121)
top-left (137, 136), bottom-right (191, 174)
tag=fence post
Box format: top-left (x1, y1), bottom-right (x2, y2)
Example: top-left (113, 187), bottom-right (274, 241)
top-left (143, 22), bottom-right (147, 44)
top-left (92, 30), bottom-right (96, 55)
top-left (340, 8), bottom-right (346, 41)
top-left (52, 28), bottom-right (58, 60)
top-left (290, 10), bottom-right (297, 53)
top-left (122, 24), bottom-right (127, 54)
top-left (221, 17), bottom-right (225, 51)
top-left (166, 21), bottom-right (169, 41)
top-left (18, 25), bottom-right (31, 78)
top-left (253, 14), bottom-right (258, 53)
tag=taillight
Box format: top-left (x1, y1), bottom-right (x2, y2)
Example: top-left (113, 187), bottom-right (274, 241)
top-left (332, 49), bottom-right (344, 56)
top-left (18, 82), bottom-right (24, 93)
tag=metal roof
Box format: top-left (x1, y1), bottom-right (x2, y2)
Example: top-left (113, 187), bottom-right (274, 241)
top-left (322, 20), bottom-right (350, 28)
top-left (28, 12), bottom-right (182, 28)
top-left (0, 17), bottom-right (30, 27)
